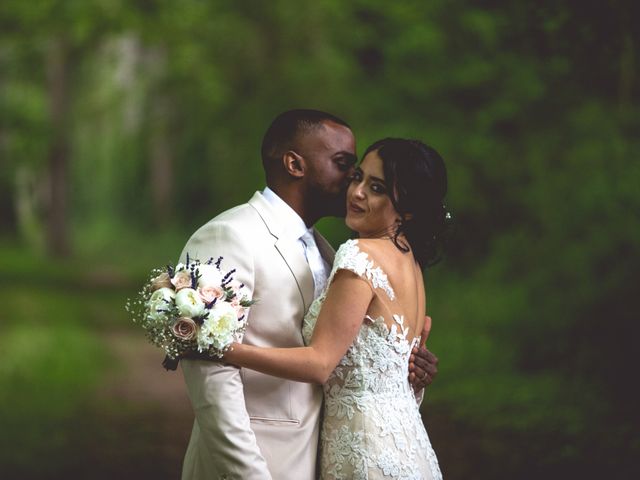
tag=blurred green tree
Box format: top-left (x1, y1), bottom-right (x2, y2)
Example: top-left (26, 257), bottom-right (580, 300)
top-left (0, 0), bottom-right (638, 477)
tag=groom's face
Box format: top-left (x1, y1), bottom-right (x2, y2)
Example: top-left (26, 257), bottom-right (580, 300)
top-left (299, 120), bottom-right (357, 217)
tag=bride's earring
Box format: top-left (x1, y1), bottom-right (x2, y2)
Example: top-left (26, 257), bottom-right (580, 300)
top-left (394, 217), bottom-right (403, 237)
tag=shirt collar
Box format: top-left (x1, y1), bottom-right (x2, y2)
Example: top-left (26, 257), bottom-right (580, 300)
top-left (262, 187), bottom-right (309, 241)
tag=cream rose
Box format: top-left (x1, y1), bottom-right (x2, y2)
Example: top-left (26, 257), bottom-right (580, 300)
top-left (150, 272), bottom-right (173, 291)
top-left (175, 288), bottom-right (206, 318)
top-left (171, 317), bottom-right (198, 341)
top-left (171, 270), bottom-right (193, 291)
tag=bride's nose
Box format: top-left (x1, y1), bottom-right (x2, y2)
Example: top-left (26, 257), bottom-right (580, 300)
top-left (352, 184), bottom-right (365, 199)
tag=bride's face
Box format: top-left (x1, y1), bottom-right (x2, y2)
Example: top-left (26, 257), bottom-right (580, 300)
top-left (345, 151), bottom-right (399, 238)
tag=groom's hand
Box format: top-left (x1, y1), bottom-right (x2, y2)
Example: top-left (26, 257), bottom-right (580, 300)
top-left (409, 315), bottom-right (439, 393)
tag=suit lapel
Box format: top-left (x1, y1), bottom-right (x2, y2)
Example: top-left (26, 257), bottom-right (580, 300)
top-left (248, 192), bottom-right (314, 312)
top-left (274, 238), bottom-right (314, 312)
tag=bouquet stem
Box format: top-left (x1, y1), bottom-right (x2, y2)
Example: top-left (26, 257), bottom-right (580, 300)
top-left (162, 355), bottom-right (180, 371)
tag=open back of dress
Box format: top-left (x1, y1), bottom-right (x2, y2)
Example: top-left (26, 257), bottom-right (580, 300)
top-left (302, 239), bottom-right (442, 480)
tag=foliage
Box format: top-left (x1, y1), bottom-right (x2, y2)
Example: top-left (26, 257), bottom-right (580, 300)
top-left (1, 0), bottom-right (639, 477)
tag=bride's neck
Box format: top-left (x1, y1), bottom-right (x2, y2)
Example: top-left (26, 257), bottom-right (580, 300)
top-left (356, 224), bottom-right (398, 240)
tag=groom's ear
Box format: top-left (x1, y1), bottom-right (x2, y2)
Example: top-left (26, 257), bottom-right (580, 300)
top-left (283, 150), bottom-right (305, 178)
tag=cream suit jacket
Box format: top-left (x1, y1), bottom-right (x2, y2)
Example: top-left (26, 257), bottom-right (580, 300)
top-left (180, 191), bottom-right (335, 480)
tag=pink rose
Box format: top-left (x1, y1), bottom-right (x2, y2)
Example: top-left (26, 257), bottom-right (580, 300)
top-left (228, 280), bottom-right (243, 295)
top-left (171, 270), bottom-right (192, 291)
top-left (198, 285), bottom-right (225, 304)
top-left (172, 317), bottom-right (198, 341)
top-left (150, 272), bottom-right (173, 291)
top-left (231, 298), bottom-right (246, 319)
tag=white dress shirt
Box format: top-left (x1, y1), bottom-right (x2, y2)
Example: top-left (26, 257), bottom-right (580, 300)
top-left (262, 187), bottom-right (330, 298)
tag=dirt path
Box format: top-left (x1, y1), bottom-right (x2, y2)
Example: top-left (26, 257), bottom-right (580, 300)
top-left (76, 330), bottom-right (194, 479)
top-left (82, 332), bottom-right (488, 480)
top-left (99, 330), bottom-right (192, 407)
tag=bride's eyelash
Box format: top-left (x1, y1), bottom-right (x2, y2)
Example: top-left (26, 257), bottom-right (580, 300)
top-left (371, 183), bottom-right (386, 194)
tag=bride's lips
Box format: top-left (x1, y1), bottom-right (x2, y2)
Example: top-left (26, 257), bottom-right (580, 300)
top-left (348, 202), bottom-right (365, 214)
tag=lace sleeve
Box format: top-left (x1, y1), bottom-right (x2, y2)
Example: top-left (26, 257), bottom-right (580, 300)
top-left (329, 239), bottom-right (395, 301)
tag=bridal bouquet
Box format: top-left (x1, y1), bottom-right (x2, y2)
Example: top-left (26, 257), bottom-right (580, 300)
top-left (126, 255), bottom-right (254, 370)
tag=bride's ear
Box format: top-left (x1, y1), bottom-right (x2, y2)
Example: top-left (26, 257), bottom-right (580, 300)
top-left (283, 151), bottom-right (305, 178)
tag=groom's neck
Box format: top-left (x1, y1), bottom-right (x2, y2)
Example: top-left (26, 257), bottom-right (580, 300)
top-left (269, 184), bottom-right (318, 228)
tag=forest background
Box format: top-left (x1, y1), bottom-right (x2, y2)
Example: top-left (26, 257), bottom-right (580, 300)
top-left (1, 1), bottom-right (638, 479)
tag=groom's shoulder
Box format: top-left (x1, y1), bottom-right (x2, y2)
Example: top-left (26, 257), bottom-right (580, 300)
top-left (209, 191), bottom-right (267, 225)
top-left (209, 201), bottom-right (256, 225)
top-left (187, 194), bottom-right (264, 241)
top-left (193, 202), bottom-right (255, 236)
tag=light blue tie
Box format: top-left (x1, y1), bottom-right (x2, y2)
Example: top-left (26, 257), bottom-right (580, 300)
top-left (300, 229), bottom-right (328, 299)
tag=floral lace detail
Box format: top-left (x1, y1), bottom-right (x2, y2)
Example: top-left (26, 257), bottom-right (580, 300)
top-left (302, 240), bottom-right (442, 480)
top-left (332, 239), bottom-right (395, 300)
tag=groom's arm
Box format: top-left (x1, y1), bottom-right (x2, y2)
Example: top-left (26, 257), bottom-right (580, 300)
top-left (181, 360), bottom-right (270, 478)
top-left (180, 221), bottom-right (272, 479)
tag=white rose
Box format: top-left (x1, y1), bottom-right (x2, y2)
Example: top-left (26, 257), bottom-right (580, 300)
top-left (197, 264), bottom-right (224, 288)
top-left (149, 287), bottom-right (176, 304)
top-left (197, 302), bottom-right (239, 352)
top-left (146, 287), bottom-right (176, 322)
top-left (175, 288), bottom-right (206, 318)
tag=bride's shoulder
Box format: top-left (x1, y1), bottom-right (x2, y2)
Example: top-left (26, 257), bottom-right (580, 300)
top-left (336, 238), bottom-right (377, 261)
top-left (334, 238), bottom-right (364, 263)
top-left (337, 238), bottom-right (396, 261)
top-left (333, 239), bottom-right (396, 300)
top-left (346, 238), bottom-right (394, 259)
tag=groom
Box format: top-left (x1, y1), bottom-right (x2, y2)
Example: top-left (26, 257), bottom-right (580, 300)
top-left (179, 109), bottom-right (439, 480)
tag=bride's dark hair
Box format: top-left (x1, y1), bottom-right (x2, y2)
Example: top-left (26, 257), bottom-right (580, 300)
top-left (364, 138), bottom-right (451, 268)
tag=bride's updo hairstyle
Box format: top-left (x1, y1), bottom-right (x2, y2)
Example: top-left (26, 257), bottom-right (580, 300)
top-left (364, 138), bottom-right (451, 268)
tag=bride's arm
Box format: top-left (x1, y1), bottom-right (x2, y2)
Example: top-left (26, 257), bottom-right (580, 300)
top-left (224, 270), bottom-right (373, 384)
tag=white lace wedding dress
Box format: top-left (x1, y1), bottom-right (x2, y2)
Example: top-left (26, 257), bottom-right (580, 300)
top-left (302, 239), bottom-right (442, 480)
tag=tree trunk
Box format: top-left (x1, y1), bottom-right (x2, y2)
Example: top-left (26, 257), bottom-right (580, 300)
top-left (146, 44), bottom-right (173, 228)
top-left (149, 97), bottom-right (174, 228)
top-left (15, 165), bottom-right (46, 252)
top-left (46, 35), bottom-right (71, 257)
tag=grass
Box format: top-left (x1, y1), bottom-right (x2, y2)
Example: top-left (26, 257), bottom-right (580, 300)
top-left (0, 240), bottom-right (128, 474)
top-left (0, 323), bottom-right (107, 474)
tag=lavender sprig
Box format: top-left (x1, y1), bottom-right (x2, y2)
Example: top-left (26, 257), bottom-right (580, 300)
top-left (221, 268), bottom-right (236, 287)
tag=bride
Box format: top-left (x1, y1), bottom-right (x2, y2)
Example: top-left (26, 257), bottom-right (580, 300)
top-left (225, 138), bottom-right (448, 479)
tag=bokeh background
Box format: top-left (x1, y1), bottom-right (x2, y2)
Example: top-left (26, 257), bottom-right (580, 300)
top-left (1, 1), bottom-right (638, 479)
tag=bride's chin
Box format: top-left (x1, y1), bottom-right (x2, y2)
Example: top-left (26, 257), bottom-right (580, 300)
top-left (345, 216), bottom-right (357, 231)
